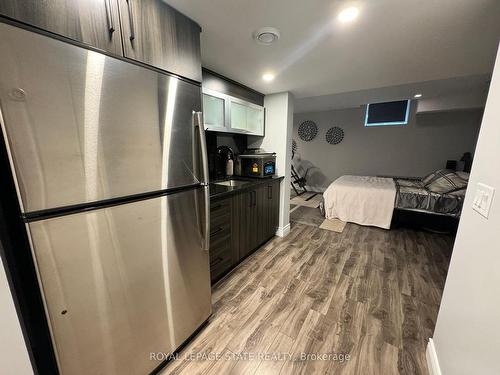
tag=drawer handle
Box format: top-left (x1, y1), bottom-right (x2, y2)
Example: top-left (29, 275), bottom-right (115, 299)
top-left (210, 256), bottom-right (223, 267)
top-left (104, 0), bottom-right (115, 33)
top-left (210, 227), bottom-right (223, 236)
top-left (126, 0), bottom-right (136, 41)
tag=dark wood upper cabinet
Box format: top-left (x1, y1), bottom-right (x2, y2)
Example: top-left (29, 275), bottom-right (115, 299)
top-left (0, 0), bottom-right (202, 82)
top-left (118, 0), bottom-right (202, 82)
top-left (0, 0), bottom-right (123, 55)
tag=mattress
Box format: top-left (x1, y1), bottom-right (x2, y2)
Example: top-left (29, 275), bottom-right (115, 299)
top-left (323, 175), bottom-right (396, 229)
top-left (394, 178), bottom-right (465, 217)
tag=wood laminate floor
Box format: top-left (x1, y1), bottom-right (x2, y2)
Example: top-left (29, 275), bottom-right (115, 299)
top-left (161, 222), bottom-right (453, 375)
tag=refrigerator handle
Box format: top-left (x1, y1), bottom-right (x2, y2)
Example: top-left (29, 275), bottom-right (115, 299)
top-left (194, 111), bottom-right (209, 185)
top-left (201, 185), bottom-right (210, 251)
top-left (194, 111), bottom-right (210, 251)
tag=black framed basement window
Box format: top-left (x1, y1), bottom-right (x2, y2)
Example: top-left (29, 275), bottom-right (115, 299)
top-left (365, 100), bottom-right (411, 126)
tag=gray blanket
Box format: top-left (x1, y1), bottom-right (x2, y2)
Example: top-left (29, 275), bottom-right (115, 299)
top-left (394, 178), bottom-right (465, 217)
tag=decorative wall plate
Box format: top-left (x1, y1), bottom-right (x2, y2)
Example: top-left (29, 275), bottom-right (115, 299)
top-left (326, 126), bottom-right (344, 145)
top-left (298, 120), bottom-right (318, 142)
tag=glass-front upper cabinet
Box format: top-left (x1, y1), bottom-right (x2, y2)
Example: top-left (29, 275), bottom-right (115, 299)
top-left (230, 101), bottom-right (248, 131)
top-left (202, 87), bottom-right (265, 136)
top-left (246, 105), bottom-right (265, 134)
top-left (202, 89), bottom-right (226, 130)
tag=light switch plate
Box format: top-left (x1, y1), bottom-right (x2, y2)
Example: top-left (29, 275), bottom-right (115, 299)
top-left (472, 183), bottom-right (495, 218)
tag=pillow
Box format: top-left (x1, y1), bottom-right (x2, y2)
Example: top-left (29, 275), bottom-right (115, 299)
top-left (425, 171), bottom-right (468, 194)
top-left (422, 169), bottom-right (454, 185)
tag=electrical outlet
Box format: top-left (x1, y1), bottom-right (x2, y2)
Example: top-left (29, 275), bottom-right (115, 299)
top-left (472, 183), bottom-right (495, 218)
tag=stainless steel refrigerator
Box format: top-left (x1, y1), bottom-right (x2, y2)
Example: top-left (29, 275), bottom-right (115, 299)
top-left (0, 22), bottom-right (211, 374)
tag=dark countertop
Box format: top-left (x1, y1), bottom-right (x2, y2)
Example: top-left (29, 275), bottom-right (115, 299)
top-left (210, 176), bottom-right (284, 200)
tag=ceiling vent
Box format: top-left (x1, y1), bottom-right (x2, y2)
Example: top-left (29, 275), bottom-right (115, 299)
top-left (253, 27), bottom-right (280, 45)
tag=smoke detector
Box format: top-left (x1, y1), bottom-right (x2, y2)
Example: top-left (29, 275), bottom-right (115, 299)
top-left (253, 27), bottom-right (280, 45)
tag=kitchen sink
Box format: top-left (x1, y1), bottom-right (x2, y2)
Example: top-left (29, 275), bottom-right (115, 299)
top-left (214, 179), bottom-right (251, 187)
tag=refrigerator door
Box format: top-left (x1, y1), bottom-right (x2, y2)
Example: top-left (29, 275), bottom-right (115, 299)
top-left (0, 22), bottom-right (203, 213)
top-left (27, 188), bottom-right (211, 375)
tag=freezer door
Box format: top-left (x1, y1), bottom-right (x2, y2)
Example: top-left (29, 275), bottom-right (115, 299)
top-left (27, 188), bottom-right (211, 375)
top-left (0, 22), bottom-right (203, 213)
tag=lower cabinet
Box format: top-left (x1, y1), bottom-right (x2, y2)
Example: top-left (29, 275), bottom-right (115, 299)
top-left (209, 179), bottom-right (281, 283)
top-left (209, 196), bottom-right (235, 282)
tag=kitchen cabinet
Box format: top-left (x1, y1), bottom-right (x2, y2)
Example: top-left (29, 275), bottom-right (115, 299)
top-left (0, 0), bottom-right (123, 55)
top-left (117, 0), bottom-right (202, 82)
top-left (246, 105), bottom-right (265, 134)
top-left (209, 197), bottom-right (236, 282)
top-left (209, 179), bottom-right (281, 283)
top-left (230, 99), bottom-right (264, 135)
top-left (234, 180), bottom-right (281, 260)
top-left (203, 88), bottom-right (265, 136)
top-left (202, 70), bottom-right (265, 135)
top-left (0, 0), bottom-right (202, 82)
top-left (263, 181), bottom-right (280, 240)
top-left (235, 187), bottom-right (262, 259)
top-left (202, 89), bottom-right (227, 130)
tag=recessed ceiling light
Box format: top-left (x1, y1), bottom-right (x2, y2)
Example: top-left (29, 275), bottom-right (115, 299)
top-left (414, 93), bottom-right (423, 98)
top-left (338, 7), bottom-right (359, 23)
top-left (262, 73), bottom-right (275, 82)
top-left (253, 27), bottom-right (280, 45)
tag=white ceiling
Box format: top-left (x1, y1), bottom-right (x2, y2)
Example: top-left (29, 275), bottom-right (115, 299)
top-left (166, 0), bottom-right (500, 103)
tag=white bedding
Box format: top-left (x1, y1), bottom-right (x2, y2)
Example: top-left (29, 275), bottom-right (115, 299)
top-left (323, 175), bottom-right (396, 229)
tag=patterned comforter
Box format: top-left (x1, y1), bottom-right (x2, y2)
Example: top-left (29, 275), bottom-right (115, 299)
top-left (394, 178), bottom-right (466, 217)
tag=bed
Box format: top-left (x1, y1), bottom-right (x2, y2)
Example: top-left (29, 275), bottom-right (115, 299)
top-left (322, 170), bottom-right (468, 229)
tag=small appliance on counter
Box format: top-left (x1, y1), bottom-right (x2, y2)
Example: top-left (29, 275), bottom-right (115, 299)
top-left (236, 148), bottom-right (276, 178)
top-left (215, 145), bottom-right (235, 179)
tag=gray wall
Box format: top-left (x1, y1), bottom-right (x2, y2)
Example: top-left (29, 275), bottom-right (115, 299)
top-left (431, 44), bottom-right (500, 375)
top-left (293, 105), bottom-right (482, 191)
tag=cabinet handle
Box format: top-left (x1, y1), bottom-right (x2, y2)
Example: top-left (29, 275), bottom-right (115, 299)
top-left (210, 257), bottom-right (223, 267)
top-left (104, 0), bottom-right (115, 33)
top-left (126, 0), bottom-right (136, 41)
top-left (210, 227), bottom-right (223, 237)
top-left (253, 191), bottom-right (257, 206)
top-left (268, 185), bottom-right (272, 199)
top-left (248, 191), bottom-right (253, 207)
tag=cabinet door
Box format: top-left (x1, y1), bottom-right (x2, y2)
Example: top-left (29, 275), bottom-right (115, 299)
top-left (0, 0), bottom-right (122, 55)
top-left (229, 99), bottom-right (265, 136)
top-left (262, 183), bottom-right (272, 240)
top-left (236, 190), bottom-right (256, 259)
top-left (260, 181), bottom-right (279, 242)
top-left (209, 197), bottom-right (233, 283)
top-left (253, 185), bottom-right (266, 249)
top-left (118, 0), bottom-right (202, 82)
top-left (230, 101), bottom-right (248, 132)
top-left (247, 106), bottom-right (265, 136)
top-left (203, 93), bottom-right (226, 130)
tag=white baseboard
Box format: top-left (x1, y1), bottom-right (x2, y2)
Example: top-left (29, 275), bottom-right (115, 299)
top-left (426, 338), bottom-right (442, 375)
top-left (276, 223), bottom-right (290, 237)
